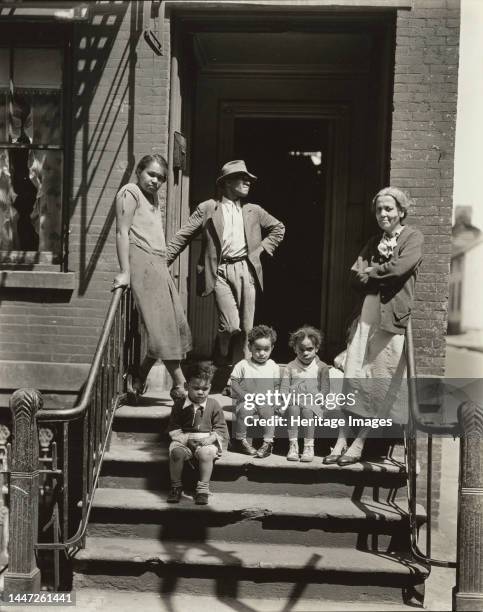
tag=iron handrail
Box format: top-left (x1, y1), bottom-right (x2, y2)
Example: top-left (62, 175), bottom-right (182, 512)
top-left (405, 318), bottom-right (457, 569)
top-left (37, 286), bottom-right (125, 422)
top-left (31, 285), bottom-right (141, 559)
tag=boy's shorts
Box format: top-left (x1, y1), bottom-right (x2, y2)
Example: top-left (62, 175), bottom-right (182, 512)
top-left (169, 439), bottom-right (218, 461)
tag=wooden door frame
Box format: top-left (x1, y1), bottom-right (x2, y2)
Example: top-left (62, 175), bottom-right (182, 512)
top-left (219, 100), bottom-right (350, 357)
top-left (166, 21), bottom-right (196, 310)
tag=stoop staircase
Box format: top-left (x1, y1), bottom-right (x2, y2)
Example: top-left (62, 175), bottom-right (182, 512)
top-left (72, 385), bottom-right (429, 608)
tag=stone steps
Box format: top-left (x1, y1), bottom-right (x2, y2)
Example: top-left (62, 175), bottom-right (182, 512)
top-left (85, 488), bottom-right (425, 548)
top-left (101, 438), bottom-right (409, 497)
top-left (112, 398), bottom-right (234, 443)
top-left (72, 393), bottom-right (428, 605)
top-left (73, 536), bottom-right (429, 599)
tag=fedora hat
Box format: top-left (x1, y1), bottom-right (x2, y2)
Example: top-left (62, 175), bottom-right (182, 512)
top-left (216, 160), bottom-right (257, 184)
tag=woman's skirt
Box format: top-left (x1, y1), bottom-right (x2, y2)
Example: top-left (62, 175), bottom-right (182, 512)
top-left (343, 293), bottom-right (408, 424)
top-left (129, 243), bottom-right (192, 360)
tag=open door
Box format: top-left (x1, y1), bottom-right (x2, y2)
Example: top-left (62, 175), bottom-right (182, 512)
top-left (179, 16), bottom-right (393, 363)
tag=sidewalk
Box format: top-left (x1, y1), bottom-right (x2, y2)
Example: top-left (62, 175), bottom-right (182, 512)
top-left (446, 329), bottom-right (483, 353)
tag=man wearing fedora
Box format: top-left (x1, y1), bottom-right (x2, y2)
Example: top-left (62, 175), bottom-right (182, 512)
top-left (167, 160), bottom-right (285, 363)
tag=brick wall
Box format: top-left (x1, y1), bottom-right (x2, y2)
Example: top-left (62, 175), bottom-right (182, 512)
top-left (391, 0), bottom-right (460, 376)
top-left (0, 2), bottom-right (172, 369)
top-left (0, 0), bottom-right (459, 381)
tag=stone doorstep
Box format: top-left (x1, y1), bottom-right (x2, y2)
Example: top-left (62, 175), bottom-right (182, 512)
top-left (31, 589), bottom-right (429, 612)
top-left (86, 488), bottom-right (426, 525)
top-left (73, 536), bottom-right (429, 580)
top-left (103, 440), bottom-right (408, 474)
top-left (114, 402), bottom-right (235, 423)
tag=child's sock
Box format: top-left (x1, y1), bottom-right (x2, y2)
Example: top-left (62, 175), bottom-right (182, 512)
top-left (263, 438), bottom-right (274, 443)
top-left (196, 480), bottom-right (210, 494)
top-left (171, 480), bottom-right (182, 488)
top-left (304, 439), bottom-right (314, 447)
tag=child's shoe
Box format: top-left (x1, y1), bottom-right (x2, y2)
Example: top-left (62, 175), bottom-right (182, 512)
top-left (286, 440), bottom-right (300, 461)
top-left (232, 439), bottom-right (257, 456)
top-left (256, 441), bottom-right (273, 459)
top-left (194, 492), bottom-right (209, 505)
top-left (300, 444), bottom-right (314, 462)
top-left (167, 486), bottom-right (183, 503)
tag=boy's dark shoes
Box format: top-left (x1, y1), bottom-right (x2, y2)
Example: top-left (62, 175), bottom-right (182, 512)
top-left (167, 486), bottom-right (183, 503)
top-left (194, 492), bottom-right (209, 505)
top-left (232, 439), bottom-right (257, 456)
top-left (255, 441), bottom-right (273, 459)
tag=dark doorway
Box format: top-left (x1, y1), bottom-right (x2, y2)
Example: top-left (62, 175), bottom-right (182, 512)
top-left (234, 118), bottom-right (329, 362)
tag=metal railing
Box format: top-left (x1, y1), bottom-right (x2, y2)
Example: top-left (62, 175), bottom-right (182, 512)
top-left (404, 318), bottom-right (457, 570)
top-left (3, 286), bottom-right (140, 592)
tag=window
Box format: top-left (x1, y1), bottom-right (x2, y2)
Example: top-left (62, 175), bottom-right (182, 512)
top-left (0, 24), bottom-right (66, 265)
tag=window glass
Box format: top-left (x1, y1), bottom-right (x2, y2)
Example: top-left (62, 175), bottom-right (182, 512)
top-left (0, 45), bottom-right (63, 258)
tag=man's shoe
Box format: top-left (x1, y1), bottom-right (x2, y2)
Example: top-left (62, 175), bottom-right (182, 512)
top-left (300, 445), bottom-right (314, 462)
top-left (286, 441), bottom-right (300, 461)
top-left (167, 486), bottom-right (183, 503)
top-left (233, 439), bottom-right (257, 456)
top-left (194, 492), bottom-right (209, 505)
top-left (255, 441), bottom-right (273, 459)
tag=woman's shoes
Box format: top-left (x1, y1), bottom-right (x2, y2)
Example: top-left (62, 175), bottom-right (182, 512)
top-left (125, 372), bottom-right (144, 405)
top-left (336, 453), bottom-right (362, 466)
top-left (170, 384), bottom-right (187, 402)
top-left (323, 447), bottom-right (347, 465)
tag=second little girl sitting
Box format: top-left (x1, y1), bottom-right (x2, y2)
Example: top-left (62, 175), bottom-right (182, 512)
top-left (280, 325), bottom-right (330, 462)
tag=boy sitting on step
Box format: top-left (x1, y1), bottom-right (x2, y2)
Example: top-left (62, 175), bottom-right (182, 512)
top-left (167, 363), bottom-right (228, 505)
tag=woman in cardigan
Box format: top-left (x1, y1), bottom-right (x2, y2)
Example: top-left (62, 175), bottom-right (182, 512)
top-left (324, 187), bottom-right (424, 466)
top-left (113, 154), bottom-right (192, 403)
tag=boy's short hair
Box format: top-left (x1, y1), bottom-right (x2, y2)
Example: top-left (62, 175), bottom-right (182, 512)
top-left (248, 324), bottom-right (277, 346)
top-left (185, 361), bottom-right (215, 384)
top-left (288, 325), bottom-right (323, 350)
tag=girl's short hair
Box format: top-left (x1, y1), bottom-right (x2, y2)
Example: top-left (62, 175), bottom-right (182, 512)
top-left (136, 154), bottom-right (168, 175)
top-left (371, 186), bottom-right (411, 220)
top-left (248, 324), bottom-right (277, 346)
top-left (288, 325), bottom-right (323, 350)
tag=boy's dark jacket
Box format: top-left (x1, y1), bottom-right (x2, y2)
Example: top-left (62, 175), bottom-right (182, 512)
top-left (168, 397), bottom-right (229, 451)
top-left (350, 225), bottom-right (423, 334)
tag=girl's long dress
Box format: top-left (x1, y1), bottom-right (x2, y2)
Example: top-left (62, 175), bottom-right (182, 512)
top-left (118, 183), bottom-right (191, 360)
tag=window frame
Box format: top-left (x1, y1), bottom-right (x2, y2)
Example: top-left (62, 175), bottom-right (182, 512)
top-left (0, 21), bottom-right (72, 273)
